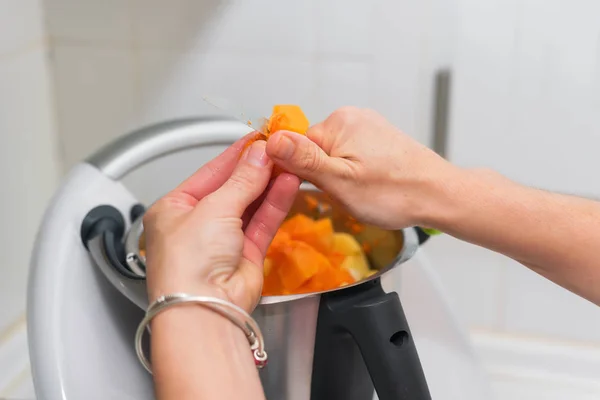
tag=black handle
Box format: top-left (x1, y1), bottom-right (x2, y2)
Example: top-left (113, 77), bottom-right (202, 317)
top-left (311, 278), bottom-right (431, 400)
top-left (414, 226), bottom-right (432, 245)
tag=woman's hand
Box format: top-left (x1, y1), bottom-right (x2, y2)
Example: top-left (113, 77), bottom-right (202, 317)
top-left (143, 134), bottom-right (300, 312)
top-left (266, 107), bottom-right (457, 229)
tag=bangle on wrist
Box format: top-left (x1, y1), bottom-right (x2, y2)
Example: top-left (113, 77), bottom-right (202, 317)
top-left (135, 293), bottom-right (268, 373)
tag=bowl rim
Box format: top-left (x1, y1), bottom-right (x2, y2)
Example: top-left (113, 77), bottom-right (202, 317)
top-left (123, 182), bottom-right (420, 305)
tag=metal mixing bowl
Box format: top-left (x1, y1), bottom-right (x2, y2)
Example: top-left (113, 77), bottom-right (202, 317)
top-left (125, 185), bottom-right (405, 283)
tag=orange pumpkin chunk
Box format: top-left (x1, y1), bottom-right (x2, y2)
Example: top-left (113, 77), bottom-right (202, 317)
top-left (262, 212), bottom-right (375, 296)
top-left (274, 241), bottom-right (324, 290)
top-left (267, 105), bottom-right (310, 135)
top-left (241, 105), bottom-right (309, 177)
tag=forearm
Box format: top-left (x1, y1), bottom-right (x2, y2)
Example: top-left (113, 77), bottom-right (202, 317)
top-left (151, 306), bottom-right (266, 400)
top-left (422, 167), bottom-right (600, 305)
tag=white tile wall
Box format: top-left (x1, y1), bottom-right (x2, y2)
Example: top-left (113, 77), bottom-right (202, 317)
top-left (504, 265), bottom-right (600, 342)
top-left (44, 0), bottom-right (133, 46)
top-left (131, 0), bottom-right (316, 56)
top-left (448, 0), bottom-right (520, 170)
top-left (446, 0), bottom-right (600, 344)
top-left (492, 377), bottom-right (600, 400)
top-left (0, 46), bottom-right (60, 333)
top-left (371, 0), bottom-right (456, 145)
top-left (138, 50), bottom-right (314, 126)
top-left (315, 0), bottom-right (374, 57)
top-left (450, 0), bottom-right (600, 196)
top-left (0, 321), bottom-right (30, 398)
top-left (51, 45), bottom-right (138, 168)
top-left (36, 0), bottom-right (441, 202)
top-left (425, 236), bottom-right (507, 329)
top-left (0, 0), bottom-right (45, 56)
top-left (371, 43), bottom-right (423, 142)
top-left (508, 0), bottom-right (600, 196)
top-left (313, 60), bottom-right (373, 121)
top-left (474, 330), bottom-right (600, 400)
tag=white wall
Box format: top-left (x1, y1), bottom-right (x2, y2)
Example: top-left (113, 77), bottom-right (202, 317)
top-left (0, 2), bottom-right (60, 395)
top-left (427, 0), bottom-right (600, 396)
top-left (433, 0), bottom-right (600, 341)
top-left (0, 0), bottom-right (60, 335)
top-left (43, 0), bottom-right (452, 169)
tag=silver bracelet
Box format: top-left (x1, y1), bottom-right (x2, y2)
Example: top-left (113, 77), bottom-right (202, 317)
top-left (135, 293), bottom-right (268, 374)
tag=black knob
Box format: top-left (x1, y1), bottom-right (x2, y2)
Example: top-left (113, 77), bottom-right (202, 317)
top-left (80, 205), bottom-right (125, 249)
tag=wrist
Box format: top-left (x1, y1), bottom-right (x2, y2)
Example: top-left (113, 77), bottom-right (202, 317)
top-left (151, 303), bottom-right (265, 400)
top-left (151, 301), bottom-right (240, 337)
top-left (409, 162), bottom-right (473, 230)
top-left (147, 279), bottom-right (230, 304)
top-left (415, 166), bottom-right (504, 232)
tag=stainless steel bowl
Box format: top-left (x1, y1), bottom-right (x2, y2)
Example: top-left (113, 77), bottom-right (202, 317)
top-left (126, 184), bottom-right (408, 286)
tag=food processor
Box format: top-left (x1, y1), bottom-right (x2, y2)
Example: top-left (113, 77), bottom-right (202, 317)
top-left (27, 117), bottom-right (493, 399)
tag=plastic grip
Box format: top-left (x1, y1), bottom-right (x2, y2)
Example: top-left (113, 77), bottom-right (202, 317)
top-left (311, 278), bottom-right (431, 400)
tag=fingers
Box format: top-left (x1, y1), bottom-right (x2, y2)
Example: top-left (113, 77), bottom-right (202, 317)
top-left (240, 179), bottom-right (274, 231)
top-left (243, 173), bottom-right (300, 263)
top-left (265, 131), bottom-right (349, 189)
top-left (305, 122), bottom-right (334, 154)
top-left (198, 140), bottom-right (273, 218)
top-left (169, 133), bottom-right (256, 206)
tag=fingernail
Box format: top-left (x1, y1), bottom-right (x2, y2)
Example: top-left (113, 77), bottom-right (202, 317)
top-left (245, 141), bottom-right (269, 167)
top-left (274, 134), bottom-right (295, 160)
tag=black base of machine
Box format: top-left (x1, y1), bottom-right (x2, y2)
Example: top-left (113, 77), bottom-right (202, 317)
top-left (311, 278), bottom-right (431, 400)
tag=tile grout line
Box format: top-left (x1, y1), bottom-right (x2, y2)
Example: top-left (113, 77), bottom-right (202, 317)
top-left (38, 0), bottom-right (69, 176)
top-left (470, 327), bottom-right (600, 350)
top-left (43, 37), bottom-right (69, 175)
top-left (126, 0), bottom-right (143, 125)
top-left (0, 316), bottom-right (26, 348)
top-left (0, 38), bottom-right (48, 63)
top-left (0, 364), bottom-right (33, 400)
top-left (0, 321), bottom-right (29, 398)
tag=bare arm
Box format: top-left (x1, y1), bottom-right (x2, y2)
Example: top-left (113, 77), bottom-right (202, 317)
top-left (423, 167), bottom-right (600, 305)
top-left (143, 137), bottom-right (299, 399)
top-left (151, 306), bottom-right (265, 400)
top-left (265, 107), bottom-right (600, 306)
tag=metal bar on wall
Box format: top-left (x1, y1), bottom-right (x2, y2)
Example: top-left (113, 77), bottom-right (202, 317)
top-left (432, 69), bottom-right (452, 158)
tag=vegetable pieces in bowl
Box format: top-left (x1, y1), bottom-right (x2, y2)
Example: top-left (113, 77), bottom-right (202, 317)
top-left (262, 214), bottom-right (378, 296)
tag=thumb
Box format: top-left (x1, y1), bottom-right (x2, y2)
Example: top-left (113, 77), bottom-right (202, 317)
top-left (199, 140), bottom-right (272, 218)
top-left (266, 131), bottom-right (347, 188)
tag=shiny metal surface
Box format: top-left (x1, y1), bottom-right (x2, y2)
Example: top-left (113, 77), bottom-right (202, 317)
top-left (86, 117), bottom-right (253, 180)
top-left (432, 69), bottom-right (452, 158)
top-left (125, 216), bottom-right (146, 276)
top-left (88, 235), bottom-right (149, 310)
top-left (254, 295), bottom-right (320, 400)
